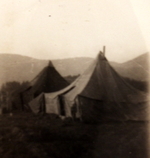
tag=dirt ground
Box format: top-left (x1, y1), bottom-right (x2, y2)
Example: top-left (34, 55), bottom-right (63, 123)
top-left (0, 113), bottom-right (149, 158)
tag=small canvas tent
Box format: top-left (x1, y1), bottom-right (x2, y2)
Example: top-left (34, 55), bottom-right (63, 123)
top-left (29, 52), bottom-right (149, 121)
top-left (28, 82), bottom-right (76, 115)
top-left (21, 61), bottom-right (69, 107)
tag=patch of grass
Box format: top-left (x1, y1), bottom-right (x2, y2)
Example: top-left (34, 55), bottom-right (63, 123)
top-left (0, 113), bottom-right (98, 158)
top-left (0, 113), bottom-right (149, 158)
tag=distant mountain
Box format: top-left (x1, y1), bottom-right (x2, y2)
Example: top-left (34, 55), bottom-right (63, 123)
top-left (0, 54), bottom-right (93, 86)
top-left (110, 53), bottom-right (149, 81)
top-left (0, 53), bottom-right (149, 87)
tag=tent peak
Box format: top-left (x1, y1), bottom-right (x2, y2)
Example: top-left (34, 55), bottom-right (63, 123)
top-left (48, 61), bottom-right (54, 67)
top-left (98, 51), bottom-right (107, 60)
top-left (98, 46), bottom-right (106, 59)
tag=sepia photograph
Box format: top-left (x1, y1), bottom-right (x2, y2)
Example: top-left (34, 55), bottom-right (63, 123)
top-left (0, 0), bottom-right (149, 158)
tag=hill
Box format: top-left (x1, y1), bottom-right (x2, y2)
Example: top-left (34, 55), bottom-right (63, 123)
top-left (0, 53), bottom-right (149, 86)
top-left (0, 54), bottom-right (93, 86)
top-left (110, 53), bottom-right (149, 81)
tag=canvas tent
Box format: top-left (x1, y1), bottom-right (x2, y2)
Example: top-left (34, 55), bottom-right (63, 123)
top-left (28, 81), bottom-right (76, 115)
top-left (29, 52), bottom-right (149, 121)
top-left (21, 61), bottom-right (69, 107)
top-left (63, 52), bottom-right (149, 121)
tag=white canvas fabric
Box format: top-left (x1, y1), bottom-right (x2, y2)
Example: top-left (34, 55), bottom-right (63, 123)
top-left (44, 94), bottom-right (60, 114)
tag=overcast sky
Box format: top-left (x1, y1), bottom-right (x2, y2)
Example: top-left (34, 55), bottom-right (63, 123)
top-left (0, 0), bottom-right (150, 63)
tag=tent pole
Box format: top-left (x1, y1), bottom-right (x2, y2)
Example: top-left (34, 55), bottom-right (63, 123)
top-left (103, 46), bottom-right (105, 55)
top-left (20, 93), bottom-right (24, 111)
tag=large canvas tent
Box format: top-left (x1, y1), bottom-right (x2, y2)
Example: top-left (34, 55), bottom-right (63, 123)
top-left (29, 52), bottom-right (149, 121)
top-left (21, 61), bottom-right (69, 108)
top-left (63, 52), bottom-right (149, 121)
